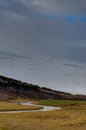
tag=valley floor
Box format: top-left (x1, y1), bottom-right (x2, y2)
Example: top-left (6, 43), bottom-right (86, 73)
top-left (0, 100), bottom-right (86, 130)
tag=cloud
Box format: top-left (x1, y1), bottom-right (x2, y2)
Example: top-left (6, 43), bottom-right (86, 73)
top-left (0, 0), bottom-right (86, 62)
top-left (24, 0), bottom-right (86, 15)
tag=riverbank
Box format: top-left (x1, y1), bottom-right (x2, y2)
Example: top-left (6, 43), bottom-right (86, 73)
top-left (0, 101), bottom-right (61, 113)
top-left (0, 102), bottom-right (42, 112)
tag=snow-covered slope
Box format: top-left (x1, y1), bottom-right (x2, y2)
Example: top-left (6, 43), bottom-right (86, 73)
top-left (0, 51), bottom-right (86, 95)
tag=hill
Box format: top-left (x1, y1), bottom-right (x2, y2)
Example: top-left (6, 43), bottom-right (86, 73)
top-left (0, 75), bottom-right (86, 101)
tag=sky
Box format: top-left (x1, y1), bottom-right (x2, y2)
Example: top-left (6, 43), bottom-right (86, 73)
top-left (0, 0), bottom-right (86, 62)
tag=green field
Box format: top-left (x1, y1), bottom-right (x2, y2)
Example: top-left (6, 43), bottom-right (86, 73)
top-left (36, 99), bottom-right (86, 107)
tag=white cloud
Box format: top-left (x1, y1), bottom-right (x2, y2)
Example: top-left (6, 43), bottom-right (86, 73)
top-left (19, 0), bottom-right (86, 16)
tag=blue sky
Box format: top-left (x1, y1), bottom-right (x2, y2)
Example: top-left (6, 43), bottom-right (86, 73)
top-left (0, 0), bottom-right (86, 62)
top-left (39, 13), bottom-right (86, 23)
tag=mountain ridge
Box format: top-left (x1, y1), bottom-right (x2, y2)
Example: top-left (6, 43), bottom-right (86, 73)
top-left (0, 75), bottom-right (86, 101)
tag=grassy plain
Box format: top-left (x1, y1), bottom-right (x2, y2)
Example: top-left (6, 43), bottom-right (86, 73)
top-left (0, 102), bottom-right (41, 111)
top-left (0, 100), bottom-right (86, 130)
top-left (36, 99), bottom-right (86, 107)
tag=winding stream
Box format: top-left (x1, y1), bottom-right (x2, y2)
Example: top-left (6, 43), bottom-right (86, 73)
top-left (0, 102), bottom-right (61, 113)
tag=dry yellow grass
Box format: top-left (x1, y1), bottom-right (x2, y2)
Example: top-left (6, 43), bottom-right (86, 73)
top-left (0, 103), bottom-right (86, 130)
top-left (0, 102), bottom-right (41, 111)
top-left (9, 97), bottom-right (33, 102)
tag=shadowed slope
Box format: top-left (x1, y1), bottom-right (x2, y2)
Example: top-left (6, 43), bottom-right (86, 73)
top-left (0, 75), bottom-right (86, 101)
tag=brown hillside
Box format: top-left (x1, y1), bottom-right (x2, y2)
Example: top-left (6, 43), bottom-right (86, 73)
top-left (0, 75), bottom-right (86, 101)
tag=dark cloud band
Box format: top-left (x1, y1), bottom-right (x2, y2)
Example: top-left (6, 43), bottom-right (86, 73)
top-left (0, 0), bottom-right (86, 62)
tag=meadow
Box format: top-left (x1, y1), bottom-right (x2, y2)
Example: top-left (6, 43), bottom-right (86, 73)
top-left (0, 102), bottom-right (42, 111)
top-left (36, 99), bottom-right (86, 107)
top-left (0, 100), bottom-right (86, 130)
